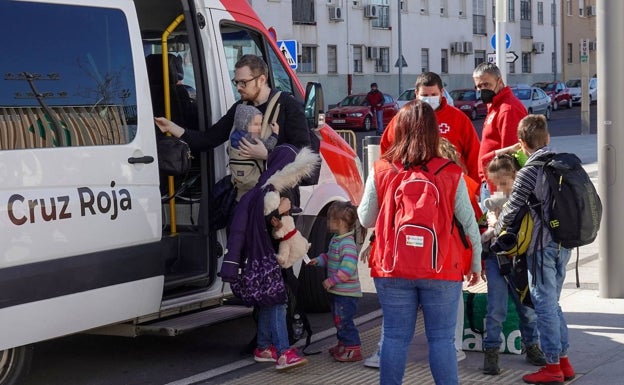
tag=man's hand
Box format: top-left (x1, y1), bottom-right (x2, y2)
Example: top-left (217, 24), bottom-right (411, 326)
top-left (239, 137), bottom-right (268, 160)
top-left (154, 117), bottom-right (185, 138)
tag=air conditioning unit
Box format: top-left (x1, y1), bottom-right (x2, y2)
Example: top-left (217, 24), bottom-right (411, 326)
top-left (364, 4), bottom-right (379, 18)
top-left (329, 6), bottom-right (344, 21)
top-left (366, 46), bottom-right (379, 60)
top-left (586, 5), bottom-right (596, 16)
top-left (533, 42), bottom-right (545, 54)
top-left (450, 42), bottom-right (464, 54)
top-left (589, 41), bottom-right (597, 51)
top-left (463, 41), bottom-right (473, 54)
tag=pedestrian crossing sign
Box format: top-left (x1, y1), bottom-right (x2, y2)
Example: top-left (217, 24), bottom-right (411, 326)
top-left (277, 40), bottom-right (297, 70)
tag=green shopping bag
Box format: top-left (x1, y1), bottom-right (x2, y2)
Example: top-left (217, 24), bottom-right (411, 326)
top-left (462, 291), bottom-right (522, 354)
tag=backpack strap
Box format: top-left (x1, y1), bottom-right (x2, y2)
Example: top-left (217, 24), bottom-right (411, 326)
top-left (261, 91), bottom-right (282, 139)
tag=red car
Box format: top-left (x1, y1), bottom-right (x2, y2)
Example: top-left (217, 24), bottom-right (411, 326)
top-left (449, 89), bottom-right (488, 120)
top-left (326, 93), bottom-right (399, 131)
top-left (532, 81), bottom-right (573, 110)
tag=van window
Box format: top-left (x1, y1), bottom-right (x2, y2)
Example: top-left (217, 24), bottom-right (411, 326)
top-left (0, 2), bottom-right (137, 150)
top-left (220, 24), bottom-right (295, 100)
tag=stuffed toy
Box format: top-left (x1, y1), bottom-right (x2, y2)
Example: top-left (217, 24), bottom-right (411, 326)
top-left (270, 212), bottom-right (311, 268)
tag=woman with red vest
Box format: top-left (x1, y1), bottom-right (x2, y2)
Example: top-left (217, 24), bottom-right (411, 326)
top-left (357, 100), bottom-right (482, 385)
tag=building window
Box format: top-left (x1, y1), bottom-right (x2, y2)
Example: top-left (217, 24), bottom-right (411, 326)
top-left (520, 0), bottom-right (532, 38)
top-left (522, 51), bottom-right (532, 73)
top-left (567, 43), bottom-right (573, 63)
top-left (299, 45), bottom-right (317, 73)
top-left (507, 61), bottom-right (516, 74)
top-left (353, 45), bottom-right (363, 73)
top-left (327, 45), bottom-right (337, 73)
top-left (292, 0), bottom-right (315, 24)
top-left (537, 2), bottom-right (544, 24)
top-left (473, 0), bottom-right (486, 35)
top-left (459, 0), bottom-right (467, 17)
top-left (508, 0), bottom-right (515, 21)
top-left (579, 0), bottom-right (585, 16)
top-left (440, 0), bottom-right (448, 17)
top-left (565, 0), bottom-right (571, 15)
top-left (421, 49), bottom-right (429, 73)
top-left (377, 47), bottom-right (390, 72)
top-left (441, 49), bottom-right (448, 74)
top-left (474, 50), bottom-right (486, 68)
top-left (419, 0), bottom-right (429, 15)
top-left (371, 0), bottom-right (390, 28)
top-left (400, 0), bottom-right (408, 12)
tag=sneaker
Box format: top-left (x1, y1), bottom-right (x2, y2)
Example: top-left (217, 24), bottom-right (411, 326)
top-left (483, 347), bottom-right (501, 375)
top-left (253, 345), bottom-right (278, 363)
top-left (363, 349), bottom-right (380, 368)
top-left (329, 341), bottom-right (344, 356)
top-left (522, 364), bottom-right (564, 385)
top-left (525, 344), bottom-right (547, 366)
top-left (333, 346), bottom-right (363, 362)
top-left (559, 357), bottom-right (576, 381)
top-left (275, 348), bottom-right (308, 370)
top-left (456, 348), bottom-right (467, 362)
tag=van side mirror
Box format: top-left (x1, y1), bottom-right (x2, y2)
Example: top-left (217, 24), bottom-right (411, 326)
top-left (305, 82), bottom-right (324, 128)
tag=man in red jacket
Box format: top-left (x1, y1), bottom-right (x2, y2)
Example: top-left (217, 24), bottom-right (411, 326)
top-left (472, 63), bottom-right (527, 193)
top-left (366, 82), bottom-right (385, 135)
top-left (379, 72), bottom-right (481, 184)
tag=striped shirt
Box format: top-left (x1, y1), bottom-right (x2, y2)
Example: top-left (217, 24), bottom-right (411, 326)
top-left (312, 230), bottom-right (362, 297)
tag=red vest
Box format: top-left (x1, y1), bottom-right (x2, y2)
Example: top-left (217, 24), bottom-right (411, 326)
top-left (371, 157), bottom-right (463, 281)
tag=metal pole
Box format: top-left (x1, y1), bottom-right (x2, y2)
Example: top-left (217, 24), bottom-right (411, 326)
top-left (552, 0), bottom-right (557, 81)
top-left (598, 0), bottom-right (624, 298)
top-left (495, 0), bottom-right (507, 84)
top-left (398, 0), bottom-right (403, 95)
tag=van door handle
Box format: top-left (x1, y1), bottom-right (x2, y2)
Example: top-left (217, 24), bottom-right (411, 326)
top-left (128, 156), bottom-right (155, 164)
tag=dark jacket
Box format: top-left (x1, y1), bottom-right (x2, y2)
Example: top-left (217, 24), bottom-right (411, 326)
top-left (220, 145), bottom-right (300, 286)
top-left (181, 90), bottom-right (311, 151)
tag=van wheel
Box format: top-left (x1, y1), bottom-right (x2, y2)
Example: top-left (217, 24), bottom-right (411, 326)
top-left (545, 107), bottom-right (551, 120)
top-left (0, 346), bottom-right (33, 385)
top-left (298, 213), bottom-right (332, 313)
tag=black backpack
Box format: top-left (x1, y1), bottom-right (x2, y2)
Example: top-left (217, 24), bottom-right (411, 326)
top-left (526, 152), bottom-right (602, 249)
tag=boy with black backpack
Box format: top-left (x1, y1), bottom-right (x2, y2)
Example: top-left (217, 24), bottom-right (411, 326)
top-left (494, 115), bottom-right (577, 385)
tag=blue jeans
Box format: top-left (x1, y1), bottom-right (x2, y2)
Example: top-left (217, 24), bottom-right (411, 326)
top-left (483, 254), bottom-right (540, 350)
top-left (527, 241), bottom-right (571, 363)
top-left (375, 109), bottom-right (384, 135)
top-left (375, 277), bottom-right (461, 385)
top-left (331, 294), bottom-right (361, 346)
top-left (257, 303), bottom-right (289, 355)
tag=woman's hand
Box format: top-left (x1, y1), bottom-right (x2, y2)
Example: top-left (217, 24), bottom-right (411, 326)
top-left (154, 117), bottom-right (185, 138)
top-left (239, 137), bottom-right (268, 160)
top-left (466, 272), bottom-right (481, 287)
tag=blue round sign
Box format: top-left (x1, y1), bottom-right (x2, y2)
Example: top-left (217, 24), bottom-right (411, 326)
top-left (491, 33), bottom-right (511, 50)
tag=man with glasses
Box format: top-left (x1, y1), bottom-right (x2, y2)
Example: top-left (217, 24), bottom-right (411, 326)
top-left (155, 54), bottom-right (311, 161)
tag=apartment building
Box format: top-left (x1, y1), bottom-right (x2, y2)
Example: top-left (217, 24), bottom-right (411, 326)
top-left (560, 0), bottom-right (597, 81)
top-left (252, 1), bottom-right (565, 106)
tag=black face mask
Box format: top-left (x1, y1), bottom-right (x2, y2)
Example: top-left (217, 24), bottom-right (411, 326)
top-left (480, 89), bottom-right (496, 104)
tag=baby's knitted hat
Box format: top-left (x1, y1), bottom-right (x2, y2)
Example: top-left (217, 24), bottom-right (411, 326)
top-left (233, 104), bottom-right (262, 132)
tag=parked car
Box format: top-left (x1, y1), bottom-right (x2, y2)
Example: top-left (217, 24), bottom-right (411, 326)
top-left (510, 84), bottom-right (552, 120)
top-left (532, 81), bottom-right (573, 110)
top-left (566, 78), bottom-right (597, 105)
top-left (449, 88), bottom-right (488, 120)
top-left (396, 88), bottom-right (454, 108)
top-left (326, 93), bottom-right (399, 131)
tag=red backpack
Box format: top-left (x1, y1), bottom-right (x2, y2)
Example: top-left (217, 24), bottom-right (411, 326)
top-left (373, 157), bottom-right (463, 280)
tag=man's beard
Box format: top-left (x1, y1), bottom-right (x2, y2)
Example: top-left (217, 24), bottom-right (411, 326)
top-left (240, 87), bottom-right (261, 103)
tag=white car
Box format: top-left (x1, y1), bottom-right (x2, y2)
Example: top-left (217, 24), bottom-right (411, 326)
top-left (396, 88), bottom-right (454, 108)
top-left (566, 78), bottom-right (597, 105)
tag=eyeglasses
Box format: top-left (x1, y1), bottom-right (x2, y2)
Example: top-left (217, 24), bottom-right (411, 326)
top-left (232, 74), bottom-right (261, 88)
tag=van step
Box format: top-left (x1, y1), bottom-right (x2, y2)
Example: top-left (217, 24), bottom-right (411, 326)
top-left (136, 305), bottom-right (252, 336)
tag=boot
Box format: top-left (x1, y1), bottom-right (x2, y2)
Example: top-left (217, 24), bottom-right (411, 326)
top-left (522, 363), bottom-right (564, 385)
top-left (525, 344), bottom-right (547, 366)
top-left (483, 347), bottom-right (501, 375)
top-left (559, 357), bottom-right (576, 381)
top-left (328, 341), bottom-right (344, 356)
top-left (333, 345), bottom-right (363, 362)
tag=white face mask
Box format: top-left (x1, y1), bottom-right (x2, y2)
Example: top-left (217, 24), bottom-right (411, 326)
top-left (418, 95), bottom-right (441, 110)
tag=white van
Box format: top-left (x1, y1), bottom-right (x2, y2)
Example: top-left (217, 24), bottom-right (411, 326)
top-left (0, 1), bottom-right (363, 383)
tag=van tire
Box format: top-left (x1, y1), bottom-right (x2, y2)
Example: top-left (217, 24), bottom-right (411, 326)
top-left (298, 213), bottom-right (332, 313)
top-left (0, 345), bottom-right (33, 385)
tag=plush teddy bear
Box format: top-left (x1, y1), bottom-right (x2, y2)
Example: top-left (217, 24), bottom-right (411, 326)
top-left (271, 213), bottom-right (311, 269)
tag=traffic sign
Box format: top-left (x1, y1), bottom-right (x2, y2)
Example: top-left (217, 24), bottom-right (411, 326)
top-left (491, 33), bottom-right (511, 50)
top-left (277, 40), bottom-right (297, 70)
top-left (487, 51), bottom-right (519, 64)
